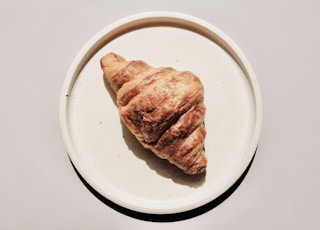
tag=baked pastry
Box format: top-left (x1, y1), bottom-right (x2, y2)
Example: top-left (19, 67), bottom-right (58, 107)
top-left (100, 52), bottom-right (207, 174)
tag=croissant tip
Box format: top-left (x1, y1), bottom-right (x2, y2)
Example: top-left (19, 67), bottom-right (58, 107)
top-left (184, 154), bottom-right (207, 175)
top-left (100, 52), bottom-right (126, 68)
top-left (185, 167), bottom-right (207, 175)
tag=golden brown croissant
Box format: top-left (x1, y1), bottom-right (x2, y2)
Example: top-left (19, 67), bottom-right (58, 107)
top-left (100, 52), bottom-right (207, 175)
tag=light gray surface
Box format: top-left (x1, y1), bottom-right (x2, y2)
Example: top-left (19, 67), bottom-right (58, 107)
top-left (1, 0), bottom-right (319, 229)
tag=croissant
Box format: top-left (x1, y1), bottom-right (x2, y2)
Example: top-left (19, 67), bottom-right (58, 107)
top-left (100, 53), bottom-right (207, 175)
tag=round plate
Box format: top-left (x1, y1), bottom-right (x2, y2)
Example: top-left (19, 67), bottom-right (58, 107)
top-left (60, 12), bottom-right (262, 215)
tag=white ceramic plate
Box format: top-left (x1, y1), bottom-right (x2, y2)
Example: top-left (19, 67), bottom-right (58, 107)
top-left (60, 12), bottom-right (262, 215)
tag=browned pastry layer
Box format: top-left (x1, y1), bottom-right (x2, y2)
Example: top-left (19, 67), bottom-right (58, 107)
top-left (100, 52), bottom-right (207, 174)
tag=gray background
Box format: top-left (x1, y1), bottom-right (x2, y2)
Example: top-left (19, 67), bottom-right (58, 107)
top-left (1, 0), bottom-right (319, 229)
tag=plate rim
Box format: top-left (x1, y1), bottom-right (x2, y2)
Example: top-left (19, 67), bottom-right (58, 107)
top-left (59, 11), bottom-right (263, 215)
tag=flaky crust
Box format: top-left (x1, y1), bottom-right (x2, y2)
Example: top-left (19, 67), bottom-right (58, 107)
top-left (100, 52), bottom-right (207, 174)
